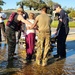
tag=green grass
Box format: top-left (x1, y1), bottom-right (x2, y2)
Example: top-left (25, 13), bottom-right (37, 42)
top-left (4, 20), bottom-right (75, 28)
top-left (51, 21), bottom-right (58, 27)
top-left (69, 21), bottom-right (75, 28)
top-left (51, 20), bottom-right (75, 28)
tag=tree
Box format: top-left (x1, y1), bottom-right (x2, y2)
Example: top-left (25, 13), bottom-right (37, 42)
top-left (0, 0), bottom-right (5, 6)
top-left (17, 0), bottom-right (35, 10)
top-left (43, 0), bottom-right (59, 14)
top-left (17, 0), bottom-right (46, 10)
top-left (68, 8), bottom-right (75, 18)
top-left (0, 6), bottom-right (2, 10)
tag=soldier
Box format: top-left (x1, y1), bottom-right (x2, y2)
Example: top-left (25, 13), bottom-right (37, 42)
top-left (53, 4), bottom-right (69, 59)
top-left (6, 7), bottom-right (32, 60)
top-left (30, 6), bottom-right (52, 66)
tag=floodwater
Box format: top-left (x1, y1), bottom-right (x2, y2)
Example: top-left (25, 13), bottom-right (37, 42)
top-left (0, 40), bottom-right (75, 75)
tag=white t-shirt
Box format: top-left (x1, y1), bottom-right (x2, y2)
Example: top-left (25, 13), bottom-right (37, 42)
top-left (0, 12), bottom-right (7, 23)
top-left (26, 19), bottom-right (35, 35)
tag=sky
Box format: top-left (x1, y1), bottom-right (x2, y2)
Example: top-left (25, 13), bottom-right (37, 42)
top-left (52, 0), bottom-right (75, 8)
top-left (1, 0), bottom-right (20, 10)
top-left (1, 0), bottom-right (75, 10)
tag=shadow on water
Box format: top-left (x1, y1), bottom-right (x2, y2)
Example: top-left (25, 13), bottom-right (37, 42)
top-left (0, 40), bottom-right (75, 75)
top-left (66, 40), bottom-right (75, 57)
top-left (0, 57), bottom-right (21, 75)
top-left (52, 40), bottom-right (75, 58)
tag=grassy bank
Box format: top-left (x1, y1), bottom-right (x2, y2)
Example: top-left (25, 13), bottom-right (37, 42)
top-left (51, 21), bottom-right (75, 28)
top-left (4, 20), bottom-right (75, 28)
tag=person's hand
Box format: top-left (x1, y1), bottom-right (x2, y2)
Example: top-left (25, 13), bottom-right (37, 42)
top-left (27, 26), bottom-right (30, 30)
top-left (29, 24), bottom-right (34, 29)
top-left (36, 30), bottom-right (39, 33)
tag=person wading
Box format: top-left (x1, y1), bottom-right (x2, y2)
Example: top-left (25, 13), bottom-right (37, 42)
top-left (6, 7), bottom-right (33, 60)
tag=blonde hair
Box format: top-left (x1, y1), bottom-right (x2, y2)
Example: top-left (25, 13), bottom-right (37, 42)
top-left (29, 13), bottom-right (35, 19)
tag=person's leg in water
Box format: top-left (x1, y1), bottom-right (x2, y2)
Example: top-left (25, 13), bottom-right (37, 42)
top-left (6, 28), bottom-right (16, 60)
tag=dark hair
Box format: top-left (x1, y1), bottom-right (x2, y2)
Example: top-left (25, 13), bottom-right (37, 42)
top-left (41, 6), bottom-right (47, 13)
top-left (57, 4), bottom-right (61, 8)
top-left (54, 4), bottom-right (61, 10)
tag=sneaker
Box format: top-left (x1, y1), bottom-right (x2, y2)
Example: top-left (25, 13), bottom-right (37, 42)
top-left (56, 56), bottom-right (66, 61)
top-left (12, 53), bottom-right (17, 56)
top-left (8, 56), bottom-right (14, 61)
top-left (61, 55), bottom-right (66, 58)
top-left (53, 54), bottom-right (59, 58)
top-left (42, 62), bottom-right (47, 66)
top-left (8, 56), bottom-right (18, 61)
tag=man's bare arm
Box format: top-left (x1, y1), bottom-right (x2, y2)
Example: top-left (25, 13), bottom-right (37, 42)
top-left (17, 15), bottom-right (32, 25)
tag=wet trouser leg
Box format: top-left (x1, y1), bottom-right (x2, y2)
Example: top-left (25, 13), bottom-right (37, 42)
top-left (57, 37), bottom-right (66, 57)
top-left (36, 32), bottom-right (50, 64)
top-left (36, 33), bottom-right (44, 62)
top-left (43, 33), bottom-right (51, 59)
top-left (57, 28), bottom-right (67, 58)
top-left (6, 27), bottom-right (16, 60)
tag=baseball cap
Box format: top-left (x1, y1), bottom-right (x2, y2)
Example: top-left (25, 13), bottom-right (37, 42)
top-left (54, 4), bottom-right (61, 10)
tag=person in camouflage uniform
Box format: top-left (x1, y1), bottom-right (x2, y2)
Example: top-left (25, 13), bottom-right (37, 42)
top-left (30, 6), bottom-right (52, 66)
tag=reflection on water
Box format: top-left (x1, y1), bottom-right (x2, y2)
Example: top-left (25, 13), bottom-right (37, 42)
top-left (0, 41), bottom-right (75, 75)
top-left (0, 43), bottom-right (7, 50)
top-left (64, 54), bottom-right (75, 75)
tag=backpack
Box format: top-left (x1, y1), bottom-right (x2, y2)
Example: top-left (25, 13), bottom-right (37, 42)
top-left (6, 12), bottom-right (21, 31)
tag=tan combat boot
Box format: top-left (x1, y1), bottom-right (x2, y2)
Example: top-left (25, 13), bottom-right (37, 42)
top-left (42, 58), bottom-right (47, 66)
top-left (36, 58), bottom-right (40, 65)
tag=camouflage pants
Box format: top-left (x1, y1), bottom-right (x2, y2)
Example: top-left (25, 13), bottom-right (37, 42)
top-left (36, 32), bottom-right (51, 63)
top-left (6, 26), bottom-right (16, 59)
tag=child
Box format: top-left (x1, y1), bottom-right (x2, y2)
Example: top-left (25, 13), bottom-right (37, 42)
top-left (25, 13), bottom-right (36, 61)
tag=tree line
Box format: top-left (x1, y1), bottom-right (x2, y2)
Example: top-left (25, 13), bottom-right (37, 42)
top-left (0, 0), bottom-right (75, 19)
